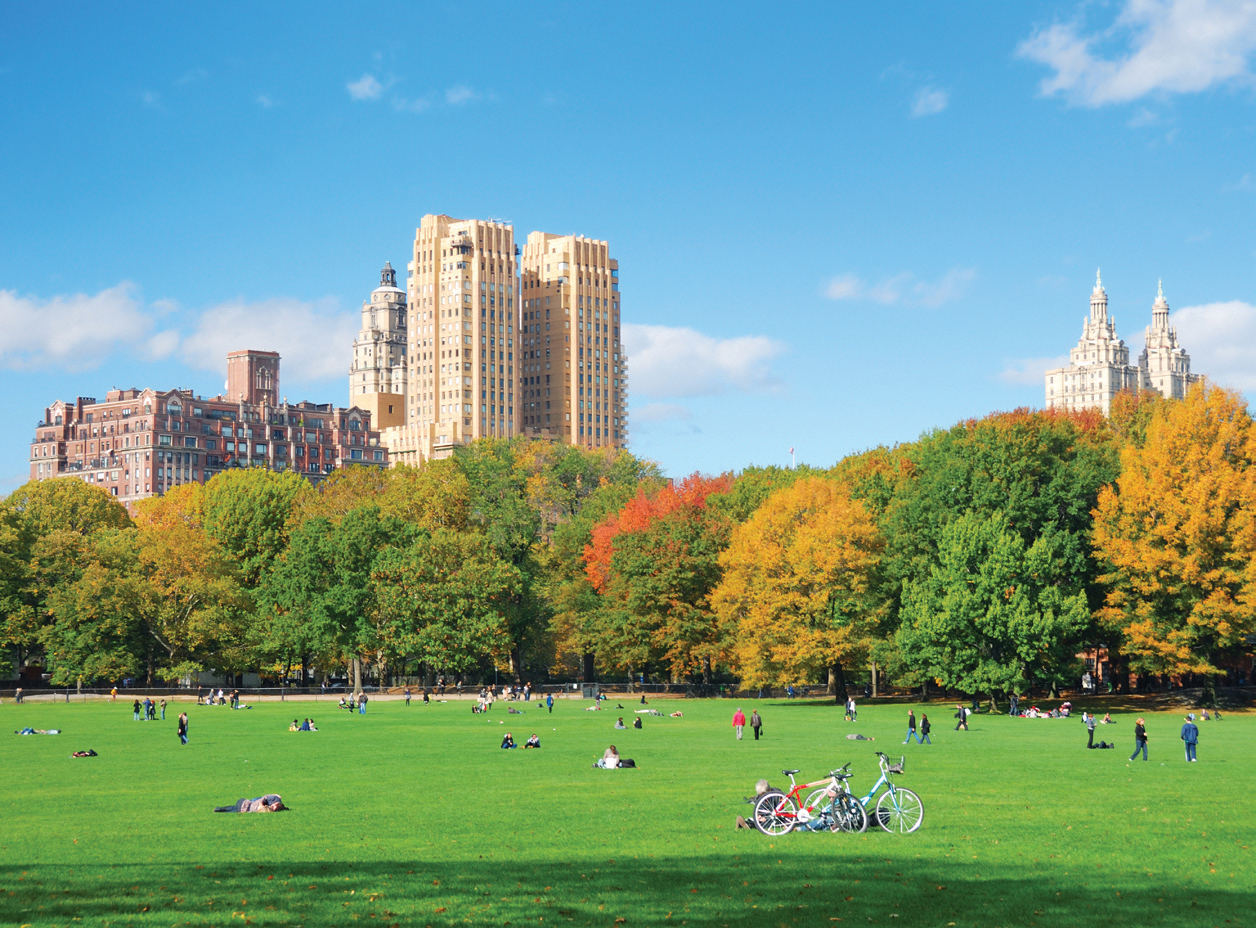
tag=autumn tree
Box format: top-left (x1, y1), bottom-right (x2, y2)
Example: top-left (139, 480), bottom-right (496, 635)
top-left (1093, 384), bottom-right (1256, 704)
top-left (712, 476), bottom-right (883, 697)
top-left (584, 473), bottom-right (733, 685)
top-left (202, 468), bottom-right (312, 587)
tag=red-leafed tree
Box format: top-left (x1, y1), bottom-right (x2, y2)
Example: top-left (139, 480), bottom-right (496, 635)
top-left (583, 473), bottom-right (734, 685)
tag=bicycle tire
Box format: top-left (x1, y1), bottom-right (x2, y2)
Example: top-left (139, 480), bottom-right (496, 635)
top-left (802, 786), bottom-right (837, 825)
top-left (875, 786), bottom-right (924, 834)
top-left (752, 790), bottom-right (797, 836)
top-left (835, 793), bottom-right (868, 834)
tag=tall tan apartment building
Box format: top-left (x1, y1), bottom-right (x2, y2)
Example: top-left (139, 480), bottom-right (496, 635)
top-left (350, 262), bottom-right (407, 429)
top-left (377, 215), bottom-right (518, 464)
top-left (519, 232), bottom-right (628, 448)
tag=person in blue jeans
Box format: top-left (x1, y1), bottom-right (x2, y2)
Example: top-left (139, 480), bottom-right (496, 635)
top-left (1180, 714), bottom-right (1199, 762)
top-left (919, 714), bottom-right (932, 744)
top-left (903, 709), bottom-right (921, 744)
top-left (359, 693), bottom-right (368, 714)
top-left (1129, 718), bottom-right (1148, 761)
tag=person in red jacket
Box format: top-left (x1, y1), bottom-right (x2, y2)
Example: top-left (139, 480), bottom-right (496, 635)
top-left (733, 708), bottom-right (746, 740)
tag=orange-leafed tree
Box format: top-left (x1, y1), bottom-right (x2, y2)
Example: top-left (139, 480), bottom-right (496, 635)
top-left (1093, 383), bottom-right (1256, 704)
top-left (583, 473), bottom-right (733, 685)
top-left (712, 475), bottom-right (883, 697)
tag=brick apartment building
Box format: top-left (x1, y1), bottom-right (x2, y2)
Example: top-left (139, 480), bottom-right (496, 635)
top-left (29, 350), bottom-right (387, 505)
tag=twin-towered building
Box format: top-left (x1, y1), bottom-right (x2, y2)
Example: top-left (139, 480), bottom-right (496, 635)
top-left (351, 214), bottom-right (628, 465)
top-left (1045, 271), bottom-right (1200, 414)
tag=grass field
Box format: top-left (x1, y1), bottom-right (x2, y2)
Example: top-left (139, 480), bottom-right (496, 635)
top-left (1, 693), bottom-right (1251, 928)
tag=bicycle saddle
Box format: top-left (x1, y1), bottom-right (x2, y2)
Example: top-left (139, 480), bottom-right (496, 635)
top-left (782, 768), bottom-right (800, 776)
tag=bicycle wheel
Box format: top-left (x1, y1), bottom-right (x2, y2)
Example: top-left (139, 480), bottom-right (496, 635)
top-left (875, 787), bottom-right (924, 834)
top-left (834, 794), bottom-right (868, 834)
top-left (753, 790), bottom-right (797, 835)
top-left (802, 787), bottom-right (836, 825)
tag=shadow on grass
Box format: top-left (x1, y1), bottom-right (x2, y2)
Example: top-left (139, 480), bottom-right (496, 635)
top-left (2, 853), bottom-right (1248, 928)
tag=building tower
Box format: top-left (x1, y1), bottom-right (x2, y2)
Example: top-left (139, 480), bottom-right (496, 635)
top-left (519, 231), bottom-right (627, 448)
top-left (1044, 270), bottom-right (1143, 414)
top-left (226, 349), bottom-right (280, 406)
top-left (1138, 281), bottom-right (1199, 400)
top-left (377, 215), bottom-right (518, 465)
top-left (350, 261), bottom-right (408, 429)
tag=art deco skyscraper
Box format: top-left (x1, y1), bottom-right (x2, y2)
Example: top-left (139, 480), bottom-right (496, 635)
top-left (1138, 281), bottom-right (1198, 400)
top-left (519, 232), bottom-right (628, 448)
top-left (380, 215), bottom-right (518, 464)
top-left (349, 262), bottom-right (407, 429)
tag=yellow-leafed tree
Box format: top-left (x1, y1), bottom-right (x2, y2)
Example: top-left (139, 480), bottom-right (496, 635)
top-left (1093, 383), bottom-right (1256, 703)
top-left (712, 475), bottom-right (883, 695)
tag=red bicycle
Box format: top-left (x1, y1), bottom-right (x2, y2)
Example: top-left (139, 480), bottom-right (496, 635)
top-left (753, 764), bottom-right (868, 835)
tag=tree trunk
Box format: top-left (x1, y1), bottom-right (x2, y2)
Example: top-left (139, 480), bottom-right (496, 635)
top-left (829, 662), bottom-right (847, 703)
top-left (352, 657), bottom-right (362, 696)
top-left (702, 656), bottom-right (712, 688)
top-left (582, 651), bottom-right (595, 683)
top-left (1203, 673), bottom-right (1218, 708)
top-left (871, 661), bottom-right (878, 698)
top-left (988, 691), bottom-right (1000, 713)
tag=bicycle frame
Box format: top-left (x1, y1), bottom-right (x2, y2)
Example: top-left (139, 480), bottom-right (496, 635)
top-left (767, 766), bottom-right (855, 825)
top-left (856, 753), bottom-right (901, 807)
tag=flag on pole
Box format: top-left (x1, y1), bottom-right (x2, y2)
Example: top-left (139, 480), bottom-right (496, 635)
top-left (789, 447), bottom-right (794, 455)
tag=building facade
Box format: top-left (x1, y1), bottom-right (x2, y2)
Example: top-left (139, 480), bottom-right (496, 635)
top-left (519, 231), bottom-right (628, 448)
top-left (31, 350), bottom-right (387, 506)
top-left (1045, 272), bottom-right (1200, 414)
top-left (351, 262), bottom-right (408, 429)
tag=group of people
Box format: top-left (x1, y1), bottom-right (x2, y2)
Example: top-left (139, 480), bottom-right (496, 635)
top-left (731, 708), bottom-right (763, 740)
top-left (1127, 714), bottom-right (1207, 762)
top-left (196, 688), bottom-right (241, 707)
top-left (288, 718), bottom-right (319, 731)
top-left (904, 710), bottom-right (934, 743)
top-left (500, 731), bottom-right (540, 749)
top-left (132, 697), bottom-right (166, 721)
top-left (337, 694), bottom-right (368, 714)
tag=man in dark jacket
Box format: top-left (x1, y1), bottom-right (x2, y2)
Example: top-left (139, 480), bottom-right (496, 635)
top-left (1085, 712), bottom-right (1096, 748)
top-left (1180, 715), bottom-right (1199, 762)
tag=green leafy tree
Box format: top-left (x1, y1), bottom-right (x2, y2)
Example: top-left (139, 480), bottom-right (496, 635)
top-left (373, 528), bottom-right (521, 673)
top-left (897, 511), bottom-right (1091, 705)
top-left (202, 468), bottom-right (312, 587)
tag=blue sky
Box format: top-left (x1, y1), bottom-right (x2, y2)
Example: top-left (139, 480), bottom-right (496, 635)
top-left (2, 1), bottom-right (1254, 487)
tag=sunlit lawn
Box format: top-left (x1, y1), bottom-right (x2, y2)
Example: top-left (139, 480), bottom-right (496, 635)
top-left (1, 690), bottom-right (1251, 928)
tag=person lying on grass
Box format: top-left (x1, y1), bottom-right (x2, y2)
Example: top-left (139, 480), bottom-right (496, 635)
top-left (16, 728), bottom-right (60, 735)
top-left (214, 794), bottom-right (288, 813)
top-left (71, 749), bottom-right (98, 757)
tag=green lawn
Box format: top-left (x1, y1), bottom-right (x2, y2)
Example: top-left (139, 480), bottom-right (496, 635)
top-left (1, 694), bottom-right (1251, 928)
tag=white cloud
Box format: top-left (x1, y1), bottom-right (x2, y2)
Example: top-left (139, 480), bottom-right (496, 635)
top-left (347, 74), bottom-right (383, 100)
top-left (1224, 172), bottom-right (1255, 191)
top-left (179, 296), bottom-right (357, 385)
top-left (392, 95), bottom-right (433, 114)
top-left (621, 324), bottom-right (784, 399)
top-left (0, 283), bottom-right (170, 371)
top-left (255, 94), bottom-right (278, 109)
top-left (1018, 0), bottom-right (1256, 106)
top-left (998, 355), bottom-right (1069, 385)
top-left (1172, 300), bottom-right (1256, 389)
top-left (445, 85), bottom-right (478, 105)
top-left (911, 86), bottom-right (950, 116)
top-left (141, 90), bottom-right (162, 109)
top-left (825, 267), bottom-right (976, 308)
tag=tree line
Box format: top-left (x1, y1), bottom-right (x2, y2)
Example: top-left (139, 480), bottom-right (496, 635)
top-left (2, 383), bottom-right (1254, 705)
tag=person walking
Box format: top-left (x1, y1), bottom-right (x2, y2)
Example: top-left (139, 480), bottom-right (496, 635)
top-left (732, 707), bottom-right (746, 740)
top-left (177, 712), bottom-right (189, 745)
top-left (1129, 717), bottom-right (1148, 761)
top-left (546, 692), bottom-right (554, 714)
top-left (750, 708), bottom-right (762, 741)
top-left (110, 686), bottom-right (118, 702)
top-left (920, 713), bottom-right (932, 744)
top-left (954, 703), bottom-right (968, 731)
top-left (1085, 711), bottom-right (1096, 748)
top-left (904, 709), bottom-right (921, 744)
top-left (1180, 714), bottom-right (1199, 762)
top-left (160, 698), bottom-right (167, 721)
top-left (846, 696), bottom-right (858, 722)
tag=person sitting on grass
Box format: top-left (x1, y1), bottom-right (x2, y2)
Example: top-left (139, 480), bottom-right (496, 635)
top-left (300, 718), bottom-right (311, 731)
top-left (524, 733), bottom-right (540, 749)
top-left (595, 745), bottom-right (621, 768)
top-left (307, 719), bottom-right (318, 731)
top-left (633, 717), bottom-right (643, 729)
top-left (1101, 713), bottom-right (1113, 724)
top-left (214, 794), bottom-right (288, 813)
top-left (501, 732), bottom-right (517, 749)
top-left (736, 779), bottom-right (774, 829)
top-left (289, 719), bottom-right (301, 731)
top-left (338, 696), bottom-right (347, 709)
top-left (615, 717), bottom-right (626, 729)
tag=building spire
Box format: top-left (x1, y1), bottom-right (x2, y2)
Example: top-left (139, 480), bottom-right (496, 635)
top-left (1094, 267), bottom-right (1103, 293)
top-left (1157, 278), bottom-right (1163, 301)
